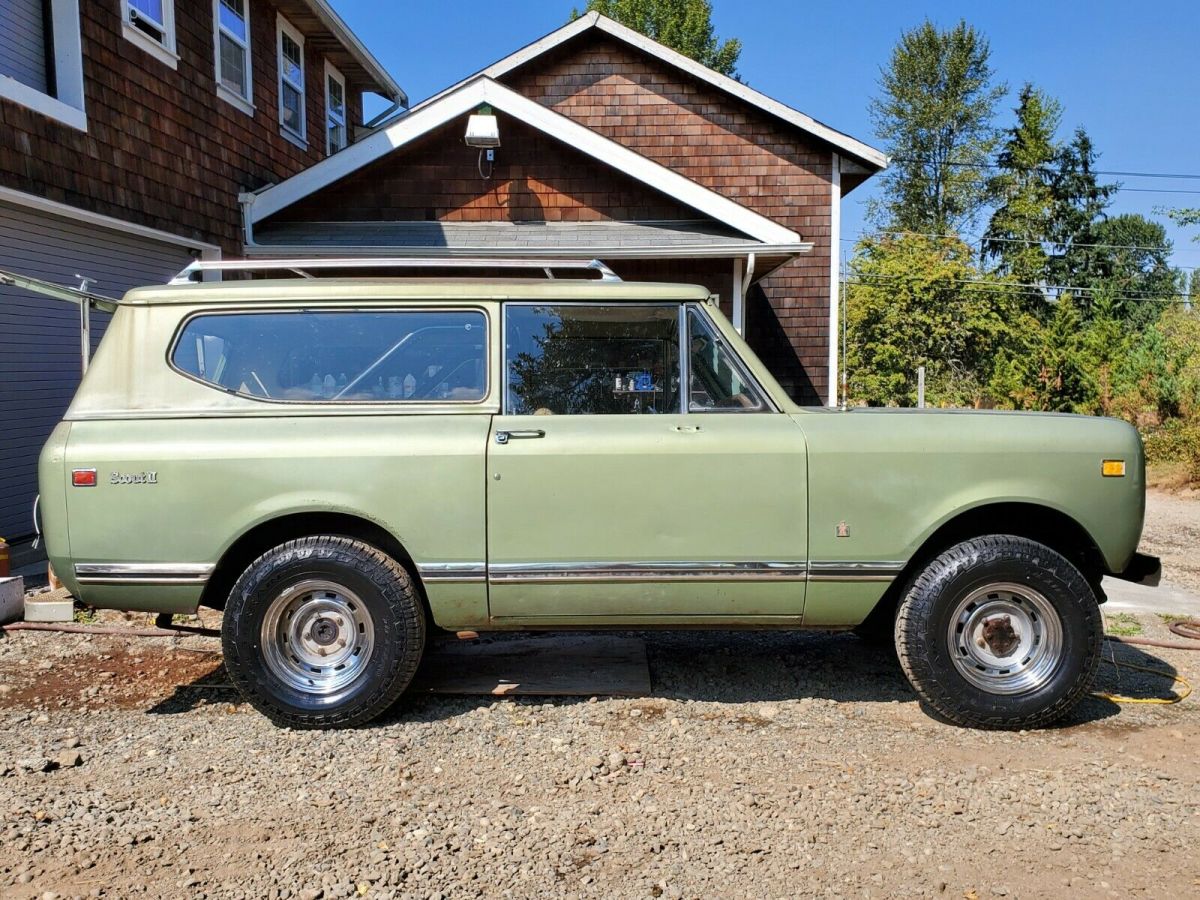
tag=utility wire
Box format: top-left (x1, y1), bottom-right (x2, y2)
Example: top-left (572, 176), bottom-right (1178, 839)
top-left (890, 158), bottom-right (1200, 181)
top-left (843, 272), bottom-right (1191, 303)
top-left (840, 231), bottom-right (1199, 263)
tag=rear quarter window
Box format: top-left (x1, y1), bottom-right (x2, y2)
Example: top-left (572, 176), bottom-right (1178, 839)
top-left (171, 309), bottom-right (487, 403)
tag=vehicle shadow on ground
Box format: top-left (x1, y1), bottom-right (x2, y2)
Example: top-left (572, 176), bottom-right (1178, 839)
top-left (146, 629), bottom-right (1182, 729)
top-left (383, 629), bottom-right (1177, 729)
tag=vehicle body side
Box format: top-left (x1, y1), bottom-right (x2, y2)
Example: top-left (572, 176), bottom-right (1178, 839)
top-left (38, 278), bottom-right (1146, 630)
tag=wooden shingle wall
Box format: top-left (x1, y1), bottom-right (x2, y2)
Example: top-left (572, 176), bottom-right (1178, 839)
top-left (271, 114), bottom-right (697, 224)
top-left (0, 0), bottom-right (364, 255)
top-left (504, 35), bottom-right (834, 404)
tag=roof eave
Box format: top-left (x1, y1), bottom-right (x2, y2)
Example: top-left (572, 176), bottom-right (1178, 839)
top-left (242, 242), bottom-right (813, 260)
top-left (302, 0), bottom-right (407, 104)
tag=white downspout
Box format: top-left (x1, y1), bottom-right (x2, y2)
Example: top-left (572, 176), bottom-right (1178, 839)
top-left (828, 153), bottom-right (841, 407)
top-left (732, 258), bottom-right (744, 334)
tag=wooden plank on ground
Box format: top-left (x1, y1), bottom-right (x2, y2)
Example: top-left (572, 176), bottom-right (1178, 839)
top-left (414, 634), bottom-right (651, 697)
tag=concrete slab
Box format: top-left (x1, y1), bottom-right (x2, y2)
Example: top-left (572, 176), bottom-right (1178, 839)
top-left (0, 577), bottom-right (23, 625)
top-left (22, 592), bottom-right (74, 623)
top-left (413, 634), bottom-right (651, 697)
top-left (1101, 575), bottom-right (1200, 617)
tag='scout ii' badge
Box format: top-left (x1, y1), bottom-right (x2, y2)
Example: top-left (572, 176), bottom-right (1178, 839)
top-left (110, 471), bottom-right (158, 485)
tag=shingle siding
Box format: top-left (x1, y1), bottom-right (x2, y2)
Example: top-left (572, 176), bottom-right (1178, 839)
top-left (0, 0), bottom-right (364, 256)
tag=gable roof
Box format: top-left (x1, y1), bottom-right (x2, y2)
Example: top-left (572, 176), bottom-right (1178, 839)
top-left (416, 12), bottom-right (886, 171)
top-left (247, 76), bottom-right (803, 247)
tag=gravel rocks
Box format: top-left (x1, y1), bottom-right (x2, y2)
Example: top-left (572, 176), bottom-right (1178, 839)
top-left (1, 616), bottom-right (1197, 899)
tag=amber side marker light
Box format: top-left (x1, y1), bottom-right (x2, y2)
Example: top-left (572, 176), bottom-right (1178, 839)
top-left (1101, 460), bottom-right (1126, 477)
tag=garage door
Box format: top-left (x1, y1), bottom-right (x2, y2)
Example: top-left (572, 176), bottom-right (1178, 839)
top-left (0, 201), bottom-right (196, 540)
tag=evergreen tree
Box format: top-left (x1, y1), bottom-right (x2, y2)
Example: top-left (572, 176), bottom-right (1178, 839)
top-left (868, 20), bottom-right (1006, 233)
top-left (1046, 128), bottom-right (1118, 296)
top-left (1091, 214), bottom-right (1179, 327)
top-left (982, 84), bottom-right (1062, 294)
top-left (572, 0), bottom-right (741, 77)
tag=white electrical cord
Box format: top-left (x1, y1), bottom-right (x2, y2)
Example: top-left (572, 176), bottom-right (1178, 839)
top-left (478, 149), bottom-right (494, 180)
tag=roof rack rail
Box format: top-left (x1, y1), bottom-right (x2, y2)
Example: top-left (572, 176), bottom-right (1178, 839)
top-left (168, 256), bottom-right (621, 285)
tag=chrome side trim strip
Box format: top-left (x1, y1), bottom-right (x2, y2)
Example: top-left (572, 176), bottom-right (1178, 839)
top-left (417, 560), bottom-right (905, 586)
top-left (807, 561), bottom-right (905, 583)
top-left (417, 562), bottom-right (487, 583)
top-left (488, 561), bottom-right (809, 584)
top-left (74, 563), bottom-right (215, 586)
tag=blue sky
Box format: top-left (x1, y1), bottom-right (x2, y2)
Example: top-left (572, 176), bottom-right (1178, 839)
top-left (333, 0), bottom-right (1200, 270)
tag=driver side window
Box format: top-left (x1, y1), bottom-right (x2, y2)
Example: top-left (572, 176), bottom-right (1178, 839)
top-left (687, 307), bottom-right (766, 412)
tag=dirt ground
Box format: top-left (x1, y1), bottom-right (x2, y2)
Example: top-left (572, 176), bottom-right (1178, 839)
top-left (0, 491), bottom-right (1198, 899)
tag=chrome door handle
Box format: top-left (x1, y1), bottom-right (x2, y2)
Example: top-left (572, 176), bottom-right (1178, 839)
top-left (495, 429), bottom-right (546, 444)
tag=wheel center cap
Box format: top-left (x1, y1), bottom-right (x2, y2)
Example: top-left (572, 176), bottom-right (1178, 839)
top-left (979, 614), bottom-right (1021, 658)
top-left (310, 617), bottom-right (339, 646)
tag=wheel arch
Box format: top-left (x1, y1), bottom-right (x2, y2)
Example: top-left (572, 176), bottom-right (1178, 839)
top-left (858, 501), bottom-right (1108, 634)
top-left (200, 511), bottom-right (427, 616)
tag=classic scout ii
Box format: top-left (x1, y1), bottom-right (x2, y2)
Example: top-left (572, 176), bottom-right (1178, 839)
top-left (34, 259), bottom-right (1158, 730)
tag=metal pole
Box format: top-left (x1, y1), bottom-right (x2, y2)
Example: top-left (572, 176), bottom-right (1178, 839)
top-left (917, 365), bottom-right (925, 408)
top-left (79, 299), bottom-right (90, 375)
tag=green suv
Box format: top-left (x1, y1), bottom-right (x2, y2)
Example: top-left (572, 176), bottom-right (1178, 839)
top-left (36, 265), bottom-right (1158, 729)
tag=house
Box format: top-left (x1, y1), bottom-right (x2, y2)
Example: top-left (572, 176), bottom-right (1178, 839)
top-left (242, 12), bottom-right (886, 406)
top-left (0, 0), bottom-right (405, 542)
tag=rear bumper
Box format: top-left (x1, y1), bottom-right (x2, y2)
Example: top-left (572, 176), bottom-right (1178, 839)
top-left (1112, 552), bottom-right (1161, 587)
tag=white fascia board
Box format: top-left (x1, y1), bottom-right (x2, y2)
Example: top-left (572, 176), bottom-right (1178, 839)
top-left (250, 77), bottom-right (802, 246)
top-left (242, 242), bottom-right (812, 259)
top-left (414, 11), bottom-right (886, 171)
top-left (302, 0), bottom-right (407, 103)
top-left (0, 185), bottom-right (220, 252)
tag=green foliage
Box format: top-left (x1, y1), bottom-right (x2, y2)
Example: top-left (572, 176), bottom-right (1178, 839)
top-left (983, 84), bottom-right (1062, 292)
top-left (846, 234), bottom-right (1019, 407)
top-left (572, 0), bottom-right (741, 76)
top-left (1045, 128), bottom-right (1119, 295)
top-left (848, 17), bottom-right (1199, 486)
top-left (868, 20), bottom-right (1006, 233)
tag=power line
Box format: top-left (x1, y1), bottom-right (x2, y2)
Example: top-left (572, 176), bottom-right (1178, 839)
top-left (840, 230), bottom-right (1199, 264)
top-left (890, 158), bottom-right (1200, 181)
top-left (842, 271), bottom-right (1191, 303)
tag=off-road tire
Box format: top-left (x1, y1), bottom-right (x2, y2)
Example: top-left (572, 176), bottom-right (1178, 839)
top-left (895, 535), bottom-right (1102, 729)
top-left (222, 536), bottom-right (425, 729)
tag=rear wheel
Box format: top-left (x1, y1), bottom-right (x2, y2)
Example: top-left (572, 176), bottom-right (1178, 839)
top-left (895, 535), bottom-right (1101, 729)
top-left (222, 536), bottom-right (425, 728)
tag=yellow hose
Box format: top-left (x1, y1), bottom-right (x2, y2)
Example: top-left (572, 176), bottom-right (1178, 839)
top-left (1092, 657), bottom-right (1192, 705)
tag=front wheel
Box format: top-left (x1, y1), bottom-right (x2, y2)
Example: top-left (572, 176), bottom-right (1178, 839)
top-left (222, 536), bottom-right (425, 728)
top-left (895, 535), bottom-right (1102, 729)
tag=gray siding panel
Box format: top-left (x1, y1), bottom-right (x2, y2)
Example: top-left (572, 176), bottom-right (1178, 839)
top-left (0, 0), bottom-right (49, 94)
top-left (0, 200), bottom-right (193, 540)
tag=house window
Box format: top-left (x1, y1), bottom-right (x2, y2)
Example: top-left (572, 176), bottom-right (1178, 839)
top-left (277, 15), bottom-right (305, 145)
top-left (122, 0), bottom-right (178, 69)
top-left (214, 0), bottom-right (253, 115)
top-left (325, 61), bottom-right (347, 154)
top-left (0, 0), bottom-right (86, 130)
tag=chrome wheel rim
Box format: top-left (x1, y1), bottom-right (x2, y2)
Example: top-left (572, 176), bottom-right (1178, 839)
top-left (946, 582), bottom-right (1063, 695)
top-left (260, 579), bottom-right (375, 696)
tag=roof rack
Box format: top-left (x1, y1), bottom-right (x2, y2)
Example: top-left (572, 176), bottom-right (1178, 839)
top-left (168, 256), bottom-right (622, 285)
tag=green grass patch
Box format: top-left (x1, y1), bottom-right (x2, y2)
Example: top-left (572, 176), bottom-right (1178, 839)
top-left (1105, 612), bottom-right (1144, 637)
top-left (72, 606), bottom-right (98, 625)
top-left (1156, 613), bottom-right (1193, 624)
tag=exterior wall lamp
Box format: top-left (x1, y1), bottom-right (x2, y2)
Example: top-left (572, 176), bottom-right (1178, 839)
top-left (465, 105), bottom-right (500, 148)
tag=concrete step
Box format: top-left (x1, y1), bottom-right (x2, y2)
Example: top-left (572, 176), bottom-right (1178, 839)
top-left (0, 577), bottom-right (23, 625)
top-left (22, 590), bottom-right (74, 623)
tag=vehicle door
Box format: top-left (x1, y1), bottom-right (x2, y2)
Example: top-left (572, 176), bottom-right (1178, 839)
top-left (486, 301), bottom-right (808, 621)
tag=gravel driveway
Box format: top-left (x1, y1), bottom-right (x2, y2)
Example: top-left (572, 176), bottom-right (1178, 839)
top-left (1, 492), bottom-right (1198, 899)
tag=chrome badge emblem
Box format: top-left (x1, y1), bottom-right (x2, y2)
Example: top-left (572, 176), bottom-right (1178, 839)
top-left (110, 471), bottom-right (158, 485)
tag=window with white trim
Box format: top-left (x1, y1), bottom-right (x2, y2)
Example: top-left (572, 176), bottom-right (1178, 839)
top-left (122, 0), bottom-right (177, 69)
top-left (214, 0), bottom-right (252, 114)
top-left (277, 15), bottom-right (305, 144)
top-left (324, 61), bottom-right (347, 154)
top-left (0, 0), bottom-right (87, 130)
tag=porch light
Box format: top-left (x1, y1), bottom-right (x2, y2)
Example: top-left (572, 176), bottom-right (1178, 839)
top-left (464, 105), bottom-right (500, 148)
